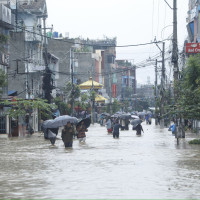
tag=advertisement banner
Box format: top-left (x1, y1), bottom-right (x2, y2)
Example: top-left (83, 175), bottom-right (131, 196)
top-left (186, 43), bottom-right (200, 53)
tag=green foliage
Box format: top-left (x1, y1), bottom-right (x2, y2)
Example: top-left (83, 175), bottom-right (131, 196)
top-left (0, 69), bottom-right (7, 96)
top-left (0, 34), bottom-right (8, 44)
top-left (112, 99), bottom-right (121, 113)
top-left (189, 139), bottom-right (200, 144)
top-left (136, 99), bottom-right (149, 112)
top-left (80, 93), bottom-right (89, 110)
top-left (2, 98), bottom-right (56, 119)
top-left (166, 54), bottom-right (200, 120)
top-left (65, 82), bottom-right (81, 101)
top-left (185, 55), bottom-right (200, 90)
top-left (90, 90), bottom-right (96, 101)
top-left (54, 97), bottom-right (68, 115)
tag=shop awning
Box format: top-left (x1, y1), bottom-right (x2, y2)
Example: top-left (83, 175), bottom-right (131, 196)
top-left (79, 77), bottom-right (103, 90)
top-left (95, 94), bottom-right (108, 102)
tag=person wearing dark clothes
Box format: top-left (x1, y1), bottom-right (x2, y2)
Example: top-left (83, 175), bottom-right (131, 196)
top-left (76, 121), bottom-right (88, 143)
top-left (135, 124), bottom-right (144, 135)
top-left (113, 121), bottom-right (122, 138)
top-left (49, 128), bottom-right (59, 136)
top-left (61, 122), bottom-right (75, 148)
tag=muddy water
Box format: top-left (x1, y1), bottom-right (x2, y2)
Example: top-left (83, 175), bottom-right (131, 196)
top-left (0, 122), bottom-right (200, 199)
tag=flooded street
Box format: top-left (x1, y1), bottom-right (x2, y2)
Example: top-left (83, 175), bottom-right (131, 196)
top-left (1, 121), bottom-right (200, 199)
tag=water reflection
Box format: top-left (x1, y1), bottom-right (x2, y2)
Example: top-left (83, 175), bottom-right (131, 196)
top-left (0, 122), bottom-right (200, 199)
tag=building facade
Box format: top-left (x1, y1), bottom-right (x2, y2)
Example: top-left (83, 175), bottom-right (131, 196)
top-left (8, 0), bottom-right (47, 99)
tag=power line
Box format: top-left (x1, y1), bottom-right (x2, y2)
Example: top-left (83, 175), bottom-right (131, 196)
top-left (12, 24), bottom-right (170, 48)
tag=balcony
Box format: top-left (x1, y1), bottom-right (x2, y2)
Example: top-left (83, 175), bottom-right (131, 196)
top-left (26, 63), bottom-right (45, 73)
top-left (25, 29), bottom-right (42, 42)
top-left (0, 4), bottom-right (14, 29)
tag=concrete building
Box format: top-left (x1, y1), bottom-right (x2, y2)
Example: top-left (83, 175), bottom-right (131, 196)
top-left (8, 0), bottom-right (47, 99)
top-left (115, 60), bottom-right (136, 100)
top-left (187, 0), bottom-right (200, 43)
top-left (0, 3), bottom-right (14, 135)
top-left (47, 38), bottom-right (74, 95)
top-left (0, 0), bottom-right (48, 136)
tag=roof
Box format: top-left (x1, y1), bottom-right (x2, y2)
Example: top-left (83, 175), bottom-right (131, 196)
top-left (8, 90), bottom-right (17, 96)
top-left (79, 77), bottom-right (103, 90)
top-left (95, 94), bottom-right (107, 102)
top-left (19, 0), bottom-right (47, 16)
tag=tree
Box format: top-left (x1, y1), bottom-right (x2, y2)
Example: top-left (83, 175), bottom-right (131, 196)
top-left (0, 69), bottom-right (7, 96)
top-left (136, 99), bottom-right (149, 112)
top-left (2, 98), bottom-right (56, 119)
top-left (112, 99), bottom-right (121, 113)
top-left (167, 54), bottom-right (200, 120)
top-left (54, 97), bottom-right (69, 115)
top-left (65, 82), bottom-right (81, 101)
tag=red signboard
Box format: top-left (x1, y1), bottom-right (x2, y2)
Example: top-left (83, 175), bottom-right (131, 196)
top-left (112, 84), bottom-right (117, 98)
top-left (186, 43), bottom-right (200, 53)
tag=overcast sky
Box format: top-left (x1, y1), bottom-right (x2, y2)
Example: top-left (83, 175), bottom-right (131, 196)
top-left (46, 0), bottom-right (188, 84)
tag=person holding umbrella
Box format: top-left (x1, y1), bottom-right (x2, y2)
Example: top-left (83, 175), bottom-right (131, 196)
top-left (131, 119), bottom-right (144, 135)
top-left (76, 118), bottom-right (91, 143)
top-left (135, 123), bottom-right (144, 135)
top-left (61, 122), bottom-right (75, 148)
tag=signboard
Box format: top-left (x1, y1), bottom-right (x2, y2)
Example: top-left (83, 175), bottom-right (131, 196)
top-left (186, 43), bottom-right (200, 53)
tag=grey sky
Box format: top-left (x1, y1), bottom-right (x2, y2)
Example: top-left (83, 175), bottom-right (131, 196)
top-left (46, 0), bottom-right (188, 84)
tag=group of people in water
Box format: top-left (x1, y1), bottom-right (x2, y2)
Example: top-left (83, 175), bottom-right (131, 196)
top-left (105, 117), bottom-right (144, 138)
top-left (44, 113), bottom-right (153, 148)
top-left (44, 121), bottom-right (88, 148)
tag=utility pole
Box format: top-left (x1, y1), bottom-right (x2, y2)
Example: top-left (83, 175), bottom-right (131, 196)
top-left (172, 0), bottom-right (183, 142)
top-left (15, 0), bottom-right (18, 31)
top-left (154, 39), bottom-right (165, 128)
top-left (70, 48), bottom-right (74, 116)
top-left (42, 16), bottom-right (52, 104)
top-left (160, 42), bottom-right (165, 128)
top-left (155, 59), bottom-right (158, 125)
top-left (172, 0), bottom-right (179, 83)
top-left (90, 59), bottom-right (95, 124)
top-left (109, 67), bottom-right (113, 115)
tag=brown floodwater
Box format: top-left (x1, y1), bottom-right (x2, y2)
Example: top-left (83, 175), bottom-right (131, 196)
top-left (0, 121), bottom-right (200, 199)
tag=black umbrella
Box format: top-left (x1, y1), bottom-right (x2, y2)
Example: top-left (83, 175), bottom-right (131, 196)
top-left (43, 115), bottom-right (78, 129)
top-left (77, 117), bottom-right (91, 129)
top-left (101, 112), bottom-right (110, 116)
top-left (119, 114), bottom-right (131, 119)
top-left (131, 119), bottom-right (143, 126)
top-left (111, 114), bottom-right (120, 118)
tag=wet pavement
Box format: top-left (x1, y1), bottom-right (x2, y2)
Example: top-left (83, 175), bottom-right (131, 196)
top-left (0, 121), bottom-right (200, 199)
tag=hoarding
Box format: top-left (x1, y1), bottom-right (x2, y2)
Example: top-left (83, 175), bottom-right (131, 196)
top-left (185, 43), bottom-right (200, 53)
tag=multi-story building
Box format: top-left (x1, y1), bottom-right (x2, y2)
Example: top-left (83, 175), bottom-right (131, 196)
top-left (115, 60), bottom-right (136, 100)
top-left (187, 0), bottom-right (200, 43)
top-left (8, 0), bottom-right (47, 99)
top-left (0, 3), bottom-right (14, 135)
top-left (0, 3), bottom-right (14, 96)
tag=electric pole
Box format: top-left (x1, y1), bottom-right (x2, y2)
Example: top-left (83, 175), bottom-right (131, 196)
top-left (43, 16), bottom-right (52, 104)
top-left (155, 59), bottom-right (158, 125)
top-left (91, 62), bottom-right (95, 124)
top-left (160, 42), bottom-right (165, 128)
top-left (172, 0), bottom-right (183, 142)
top-left (15, 0), bottom-right (18, 31)
top-left (172, 0), bottom-right (179, 83)
top-left (70, 48), bottom-right (74, 116)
